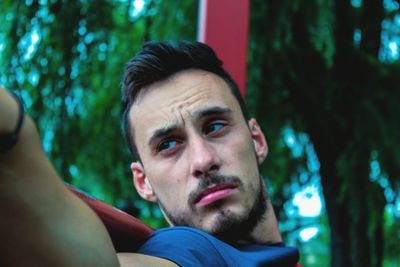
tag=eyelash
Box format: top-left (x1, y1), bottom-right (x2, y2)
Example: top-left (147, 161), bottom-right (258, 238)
top-left (156, 139), bottom-right (180, 153)
top-left (155, 120), bottom-right (229, 155)
top-left (204, 121), bottom-right (228, 135)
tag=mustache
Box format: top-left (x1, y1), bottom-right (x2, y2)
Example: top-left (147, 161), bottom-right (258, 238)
top-left (188, 174), bottom-right (243, 205)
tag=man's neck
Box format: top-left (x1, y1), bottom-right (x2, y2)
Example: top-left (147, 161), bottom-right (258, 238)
top-left (249, 201), bottom-right (282, 244)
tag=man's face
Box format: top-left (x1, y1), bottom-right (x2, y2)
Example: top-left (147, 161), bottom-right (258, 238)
top-left (129, 70), bottom-right (268, 240)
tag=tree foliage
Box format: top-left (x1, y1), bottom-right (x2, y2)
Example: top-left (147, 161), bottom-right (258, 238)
top-left (0, 0), bottom-right (197, 228)
top-left (1, 1), bottom-right (399, 266)
top-left (249, 0), bottom-right (400, 266)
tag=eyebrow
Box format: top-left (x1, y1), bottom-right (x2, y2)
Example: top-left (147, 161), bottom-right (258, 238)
top-left (147, 106), bottom-right (233, 146)
top-left (193, 106), bottom-right (233, 121)
top-left (148, 124), bottom-right (180, 146)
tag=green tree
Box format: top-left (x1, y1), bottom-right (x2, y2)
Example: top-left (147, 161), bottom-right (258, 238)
top-left (1, 1), bottom-right (399, 266)
top-left (0, 0), bottom-right (197, 227)
top-left (249, 0), bottom-right (400, 266)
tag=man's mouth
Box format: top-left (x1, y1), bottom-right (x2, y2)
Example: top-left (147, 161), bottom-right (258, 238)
top-left (194, 184), bottom-right (238, 207)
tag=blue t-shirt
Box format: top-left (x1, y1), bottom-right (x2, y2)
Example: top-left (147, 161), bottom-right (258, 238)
top-left (138, 226), bottom-right (299, 267)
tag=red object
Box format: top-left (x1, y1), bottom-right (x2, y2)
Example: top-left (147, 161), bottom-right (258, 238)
top-left (67, 184), bottom-right (154, 252)
top-left (198, 0), bottom-right (250, 98)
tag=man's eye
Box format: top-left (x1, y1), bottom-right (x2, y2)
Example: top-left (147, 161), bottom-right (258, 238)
top-left (205, 122), bottom-right (226, 135)
top-left (157, 139), bottom-right (178, 152)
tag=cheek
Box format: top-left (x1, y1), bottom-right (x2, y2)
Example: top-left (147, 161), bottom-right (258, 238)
top-left (145, 161), bottom-right (190, 203)
top-left (223, 141), bottom-right (260, 190)
top-left (226, 131), bottom-right (258, 170)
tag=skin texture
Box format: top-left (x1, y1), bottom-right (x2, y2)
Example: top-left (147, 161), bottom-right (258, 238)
top-left (130, 70), bottom-right (281, 243)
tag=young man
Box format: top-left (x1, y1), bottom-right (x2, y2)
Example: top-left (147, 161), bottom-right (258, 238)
top-left (0, 41), bottom-right (299, 266)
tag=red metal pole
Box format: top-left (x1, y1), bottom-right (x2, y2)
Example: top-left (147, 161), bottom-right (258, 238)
top-left (197, 0), bottom-right (250, 98)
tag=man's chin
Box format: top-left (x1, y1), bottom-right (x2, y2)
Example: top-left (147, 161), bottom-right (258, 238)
top-left (197, 188), bottom-right (267, 242)
top-left (194, 208), bottom-right (249, 239)
top-left (159, 180), bottom-right (267, 242)
top-left (193, 202), bottom-right (244, 228)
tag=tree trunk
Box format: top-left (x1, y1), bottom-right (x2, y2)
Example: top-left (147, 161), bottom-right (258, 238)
top-left (348, 148), bottom-right (372, 267)
top-left (319, 156), bottom-right (352, 267)
top-left (360, 0), bottom-right (384, 56)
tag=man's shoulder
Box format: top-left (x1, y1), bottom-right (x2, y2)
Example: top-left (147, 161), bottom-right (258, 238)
top-left (138, 226), bottom-right (227, 267)
top-left (138, 227), bottom-right (299, 267)
top-left (150, 226), bottom-right (215, 239)
top-left (139, 226), bottom-right (225, 255)
top-left (145, 226), bottom-right (226, 249)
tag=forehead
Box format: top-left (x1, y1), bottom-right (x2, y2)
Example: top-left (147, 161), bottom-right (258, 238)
top-left (130, 69), bottom-right (242, 125)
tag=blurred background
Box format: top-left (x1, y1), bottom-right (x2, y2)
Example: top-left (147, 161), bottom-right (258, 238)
top-left (0, 1), bottom-right (399, 266)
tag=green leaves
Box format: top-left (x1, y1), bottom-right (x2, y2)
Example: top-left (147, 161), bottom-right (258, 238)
top-left (0, 0), bottom-right (196, 228)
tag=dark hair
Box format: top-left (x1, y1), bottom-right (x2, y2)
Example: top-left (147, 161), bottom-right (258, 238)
top-left (121, 40), bottom-right (249, 161)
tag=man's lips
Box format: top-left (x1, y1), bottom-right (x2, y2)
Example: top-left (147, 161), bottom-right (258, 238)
top-left (194, 184), bottom-right (238, 207)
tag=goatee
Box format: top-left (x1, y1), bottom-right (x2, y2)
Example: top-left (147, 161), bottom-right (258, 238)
top-left (158, 174), bottom-right (268, 243)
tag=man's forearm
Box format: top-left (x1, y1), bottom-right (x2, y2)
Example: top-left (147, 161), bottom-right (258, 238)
top-left (0, 87), bottom-right (120, 267)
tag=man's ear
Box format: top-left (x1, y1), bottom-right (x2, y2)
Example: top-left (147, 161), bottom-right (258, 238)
top-left (248, 118), bottom-right (268, 165)
top-left (131, 162), bottom-right (157, 202)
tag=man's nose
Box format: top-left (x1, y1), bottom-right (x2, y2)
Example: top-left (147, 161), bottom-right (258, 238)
top-left (189, 136), bottom-right (220, 178)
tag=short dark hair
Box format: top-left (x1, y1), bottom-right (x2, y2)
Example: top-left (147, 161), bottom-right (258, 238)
top-left (121, 40), bottom-right (249, 161)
